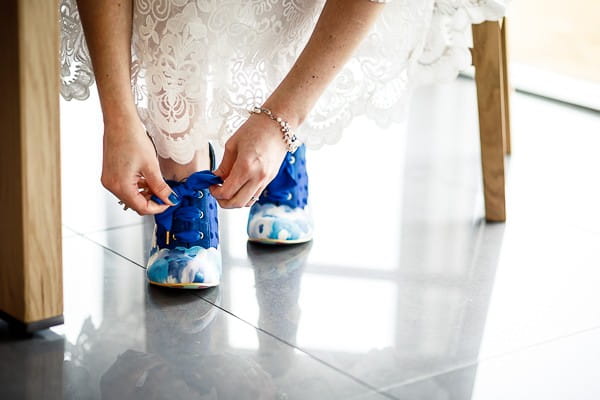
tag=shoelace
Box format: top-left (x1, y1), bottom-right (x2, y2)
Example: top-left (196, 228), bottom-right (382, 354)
top-left (151, 171), bottom-right (223, 247)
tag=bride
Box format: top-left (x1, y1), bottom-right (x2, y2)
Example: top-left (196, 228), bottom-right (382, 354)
top-left (61, 0), bottom-right (508, 288)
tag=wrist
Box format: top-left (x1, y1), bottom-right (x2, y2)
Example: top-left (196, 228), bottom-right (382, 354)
top-left (102, 107), bottom-right (142, 133)
top-left (261, 97), bottom-right (306, 130)
top-left (249, 106), bottom-right (300, 153)
top-left (100, 93), bottom-right (140, 124)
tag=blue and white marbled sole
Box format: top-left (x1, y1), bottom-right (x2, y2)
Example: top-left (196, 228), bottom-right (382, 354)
top-left (247, 203), bottom-right (313, 244)
top-left (146, 245), bottom-right (222, 289)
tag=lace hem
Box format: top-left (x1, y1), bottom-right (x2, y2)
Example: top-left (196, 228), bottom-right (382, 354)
top-left (60, 0), bottom-right (509, 163)
top-left (413, 0), bottom-right (508, 87)
top-left (60, 0), bottom-right (94, 100)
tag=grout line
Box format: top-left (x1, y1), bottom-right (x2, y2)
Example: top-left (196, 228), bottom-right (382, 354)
top-left (190, 292), bottom-right (399, 400)
top-left (68, 221), bottom-right (146, 237)
top-left (85, 221), bottom-right (146, 234)
top-left (70, 232), bottom-right (600, 396)
top-left (62, 223), bottom-right (79, 235)
top-left (74, 231), bottom-right (145, 268)
top-left (67, 226), bottom-right (600, 396)
top-left (68, 234), bottom-right (396, 398)
top-left (370, 324), bottom-right (600, 394)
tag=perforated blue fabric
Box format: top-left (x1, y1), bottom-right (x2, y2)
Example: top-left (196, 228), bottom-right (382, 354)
top-left (258, 145), bottom-right (308, 209)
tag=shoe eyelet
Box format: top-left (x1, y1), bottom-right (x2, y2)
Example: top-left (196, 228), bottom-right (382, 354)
top-left (289, 155), bottom-right (295, 164)
top-left (199, 232), bottom-right (204, 240)
top-left (286, 192), bottom-right (293, 200)
top-left (198, 191), bottom-right (204, 199)
top-left (199, 210), bottom-right (204, 219)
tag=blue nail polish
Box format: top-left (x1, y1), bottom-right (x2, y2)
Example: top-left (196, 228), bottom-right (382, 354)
top-left (169, 192), bottom-right (180, 205)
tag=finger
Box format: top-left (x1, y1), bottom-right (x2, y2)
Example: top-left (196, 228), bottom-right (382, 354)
top-left (137, 180), bottom-right (150, 196)
top-left (143, 166), bottom-right (179, 206)
top-left (118, 186), bottom-right (169, 215)
top-left (213, 141), bottom-right (236, 180)
top-left (219, 179), bottom-right (262, 209)
top-left (244, 186), bottom-right (264, 207)
top-left (211, 157), bottom-right (251, 201)
top-left (140, 190), bottom-right (153, 201)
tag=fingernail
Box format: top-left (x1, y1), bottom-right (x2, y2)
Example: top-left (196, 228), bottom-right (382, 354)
top-left (168, 192), bottom-right (180, 205)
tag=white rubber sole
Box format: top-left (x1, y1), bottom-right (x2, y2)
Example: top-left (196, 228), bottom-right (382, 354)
top-left (247, 236), bottom-right (313, 245)
top-left (147, 280), bottom-right (219, 289)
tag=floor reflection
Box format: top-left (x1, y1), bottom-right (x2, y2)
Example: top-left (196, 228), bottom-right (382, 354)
top-left (0, 325), bottom-right (65, 399)
top-left (94, 246), bottom-right (311, 400)
top-left (102, 287), bottom-right (278, 400)
top-left (1, 238), bottom-right (385, 400)
top-left (8, 77), bottom-right (599, 398)
top-left (213, 218), bottom-right (506, 399)
top-left (250, 242), bottom-right (312, 377)
top-left (207, 105), bottom-right (508, 397)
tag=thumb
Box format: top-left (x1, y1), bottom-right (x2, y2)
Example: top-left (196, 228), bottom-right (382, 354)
top-left (213, 142), bottom-right (236, 180)
top-left (144, 165), bottom-right (179, 206)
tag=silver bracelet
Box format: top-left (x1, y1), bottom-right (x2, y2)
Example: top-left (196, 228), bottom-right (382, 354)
top-left (248, 106), bottom-right (300, 153)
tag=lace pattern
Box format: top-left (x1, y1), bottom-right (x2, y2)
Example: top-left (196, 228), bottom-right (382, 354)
top-left (60, 0), bottom-right (509, 164)
top-left (60, 0), bottom-right (94, 100)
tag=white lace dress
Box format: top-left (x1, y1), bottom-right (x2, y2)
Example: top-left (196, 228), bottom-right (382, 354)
top-left (60, 0), bottom-right (509, 164)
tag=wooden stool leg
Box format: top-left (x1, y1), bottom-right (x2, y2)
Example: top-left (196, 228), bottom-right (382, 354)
top-left (472, 21), bottom-right (507, 222)
top-left (500, 17), bottom-right (512, 155)
top-left (0, 0), bottom-right (63, 332)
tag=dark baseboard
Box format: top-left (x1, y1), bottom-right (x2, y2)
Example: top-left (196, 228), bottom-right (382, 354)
top-left (0, 309), bottom-right (64, 335)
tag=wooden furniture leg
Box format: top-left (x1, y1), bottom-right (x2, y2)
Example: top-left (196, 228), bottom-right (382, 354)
top-left (0, 0), bottom-right (63, 332)
top-left (500, 17), bottom-right (512, 155)
top-left (472, 20), bottom-right (507, 222)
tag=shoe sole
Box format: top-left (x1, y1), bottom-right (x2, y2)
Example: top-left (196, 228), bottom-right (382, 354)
top-left (247, 236), bottom-right (313, 245)
top-left (147, 280), bottom-right (219, 289)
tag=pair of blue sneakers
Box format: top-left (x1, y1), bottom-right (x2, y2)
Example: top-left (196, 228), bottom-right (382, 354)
top-left (146, 145), bottom-right (312, 289)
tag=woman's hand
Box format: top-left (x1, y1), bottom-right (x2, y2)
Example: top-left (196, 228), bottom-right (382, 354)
top-left (78, 0), bottom-right (178, 215)
top-left (211, 114), bottom-right (288, 208)
top-left (209, 0), bottom-right (385, 210)
top-left (101, 117), bottom-right (178, 215)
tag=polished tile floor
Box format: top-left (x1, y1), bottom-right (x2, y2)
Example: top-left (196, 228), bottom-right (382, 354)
top-left (2, 77), bottom-right (600, 399)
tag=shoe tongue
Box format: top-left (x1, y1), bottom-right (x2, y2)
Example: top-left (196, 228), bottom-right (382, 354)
top-left (209, 142), bottom-right (216, 171)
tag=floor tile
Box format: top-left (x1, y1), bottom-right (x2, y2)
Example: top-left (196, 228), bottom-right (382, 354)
top-left (84, 79), bottom-right (600, 394)
top-left (86, 185), bottom-right (600, 392)
top-left (62, 225), bottom-right (77, 238)
top-left (0, 236), bottom-right (389, 400)
top-left (57, 77), bottom-right (600, 397)
top-left (376, 327), bottom-right (600, 400)
top-left (84, 220), bottom-right (151, 267)
top-left (220, 222), bottom-right (600, 390)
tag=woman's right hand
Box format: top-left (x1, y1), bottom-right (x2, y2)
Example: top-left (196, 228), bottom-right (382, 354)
top-left (100, 116), bottom-right (178, 215)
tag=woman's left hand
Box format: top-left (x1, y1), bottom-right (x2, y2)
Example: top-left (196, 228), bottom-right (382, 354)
top-left (210, 114), bottom-right (288, 208)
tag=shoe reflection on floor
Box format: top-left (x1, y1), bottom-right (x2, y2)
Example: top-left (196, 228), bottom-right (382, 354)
top-left (98, 242), bottom-right (312, 400)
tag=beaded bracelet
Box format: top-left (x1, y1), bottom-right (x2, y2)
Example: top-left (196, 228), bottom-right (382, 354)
top-left (249, 106), bottom-right (300, 153)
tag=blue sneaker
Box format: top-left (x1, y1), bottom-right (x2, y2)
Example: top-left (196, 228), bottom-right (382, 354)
top-left (146, 170), bottom-right (223, 289)
top-left (247, 144), bottom-right (313, 244)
